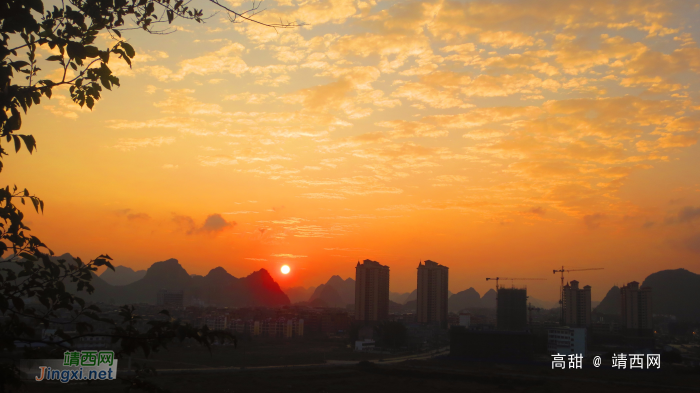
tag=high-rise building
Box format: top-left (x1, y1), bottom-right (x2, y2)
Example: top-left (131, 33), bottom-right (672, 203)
top-left (562, 280), bottom-right (592, 327)
top-left (156, 289), bottom-right (184, 309)
top-left (354, 259), bottom-right (390, 322)
top-left (620, 281), bottom-right (653, 331)
top-left (416, 260), bottom-right (449, 327)
top-left (496, 287), bottom-right (527, 331)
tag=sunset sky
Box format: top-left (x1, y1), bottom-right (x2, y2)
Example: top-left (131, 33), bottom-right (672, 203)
top-left (7, 0), bottom-right (700, 301)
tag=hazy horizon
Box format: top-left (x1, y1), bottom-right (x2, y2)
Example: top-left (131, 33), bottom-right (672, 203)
top-left (90, 257), bottom-right (690, 303)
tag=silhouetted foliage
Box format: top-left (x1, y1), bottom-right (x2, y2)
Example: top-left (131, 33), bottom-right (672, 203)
top-left (0, 1), bottom-right (294, 390)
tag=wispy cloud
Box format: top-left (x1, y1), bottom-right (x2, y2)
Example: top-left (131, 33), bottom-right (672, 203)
top-left (114, 137), bottom-right (175, 151)
top-left (271, 254), bottom-right (307, 258)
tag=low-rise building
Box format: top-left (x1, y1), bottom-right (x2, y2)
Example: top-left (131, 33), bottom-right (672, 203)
top-left (204, 316), bottom-right (228, 331)
top-left (253, 317), bottom-right (304, 338)
top-left (459, 313), bottom-right (471, 328)
top-left (547, 327), bottom-right (586, 356)
top-left (355, 339), bottom-right (375, 352)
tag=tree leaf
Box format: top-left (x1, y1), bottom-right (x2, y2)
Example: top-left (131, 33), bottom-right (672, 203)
top-left (19, 135), bottom-right (36, 153)
top-left (12, 297), bottom-right (24, 312)
top-left (121, 42), bottom-right (135, 58)
top-left (12, 135), bottom-right (21, 153)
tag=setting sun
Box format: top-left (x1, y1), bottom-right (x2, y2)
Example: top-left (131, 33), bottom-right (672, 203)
top-left (281, 265), bottom-right (290, 275)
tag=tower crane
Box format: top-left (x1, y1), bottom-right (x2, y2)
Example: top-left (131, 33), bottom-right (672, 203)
top-left (486, 277), bottom-right (547, 290)
top-left (553, 266), bottom-right (604, 324)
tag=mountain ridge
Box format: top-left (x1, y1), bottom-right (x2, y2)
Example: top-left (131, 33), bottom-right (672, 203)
top-left (55, 255), bottom-right (290, 307)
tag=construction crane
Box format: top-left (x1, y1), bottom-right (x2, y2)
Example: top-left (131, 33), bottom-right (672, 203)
top-left (486, 277), bottom-right (547, 290)
top-left (527, 302), bottom-right (542, 326)
top-left (553, 266), bottom-right (604, 324)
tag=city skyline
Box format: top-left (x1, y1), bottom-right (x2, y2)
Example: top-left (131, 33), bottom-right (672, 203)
top-left (95, 255), bottom-right (655, 304)
top-left (7, 0), bottom-right (700, 301)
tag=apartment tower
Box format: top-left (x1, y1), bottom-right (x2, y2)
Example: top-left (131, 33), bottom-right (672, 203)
top-left (620, 281), bottom-right (653, 331)
top-left (562, 280), bottom-right (592, 327)
top-left (355, 259), bottom-right (390, 322)
top-left (416, 260), bottom-right (449, 327)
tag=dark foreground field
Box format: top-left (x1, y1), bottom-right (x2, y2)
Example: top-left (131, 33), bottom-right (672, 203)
top-left (124, 338), bottom-right (390, 369)
top-left (23, 358), bottom-right (700, 393)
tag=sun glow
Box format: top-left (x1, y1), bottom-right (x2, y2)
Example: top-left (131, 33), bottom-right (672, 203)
top-left (281, 265), bottom-right (290, 274)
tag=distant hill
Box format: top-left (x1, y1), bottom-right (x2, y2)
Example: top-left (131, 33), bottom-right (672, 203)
top-left (641, 268), bottom-right (700, 321)
top-left (99, 265), bottom-right (146, 286)
top-left (405, 289), bottom-right (417, 303)
top-left (390, 291), bottom-right (413, 304)
top-left (529, 298), bottom-right (559, 310)
top-left (240, 269), bottom-right (292, 307)
top-left (311, 285), bottom-right (345, 307)
top-left (389, 300), bottom-right (404, 314)
top-left (592, 269), bottom-right (700, 321)
top-left (56, 256), bottom-right (290, 307)
top-left (284, 286), bottom-right (316, 303)
top-left (448, 288), bottom-right (481, 312)
top-left (594, 286), bottom-right (620, 315)
top-left (481, 289), bottom-right (497, 309)
top-left (309, 275), bottom-right (355, 306)
top-left (447, 287), bottom-right (503, 311)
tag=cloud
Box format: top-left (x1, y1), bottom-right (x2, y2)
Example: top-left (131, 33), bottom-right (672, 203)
top-left (143, 42), bottom-right (248, 81)
top-left (683, 233), bottom-right (700, 253)
top-left (198, 155), bottom-right (239, 166)
top-left (172, 214), bottom-right (197, 235)
top-left (113, 137), bottom-right (175, 151)
top-left (172, 213), bottom-right (235, 235)
top-left (666, 206), bottom-right (700, 224)
top-left (92, 0), bottom-right (700, 231)
top-left (583, 213), bottom-right (606, 230)
top-left (115, 209), bottom-right (151, 221)
top-left (42, 94), bottom-right (89, 119)
top-left (428, 0), bottom-right (683, 42)
top-left (432, 174), bottom-right (468, 187)
top-left (153, 89), bottom-right (222, 115)
top-left (528, 207), bottom-right (546, 216)
top-left (282, 66), bottom-right (383, 118)
top-left (126, 213), bottom-right (151, 221)
top-left (327, 33), bottom-right (434, 74)
top-left (271, 254), bottom-right (307, 258)
top-left (200, 214), bottom-right (236, 234)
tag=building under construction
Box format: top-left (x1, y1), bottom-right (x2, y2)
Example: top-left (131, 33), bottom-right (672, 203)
top-left (496, 287), bottom-right (527, 331)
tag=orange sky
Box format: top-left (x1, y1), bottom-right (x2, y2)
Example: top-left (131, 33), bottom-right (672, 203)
top-left (6, 0), bottom-right (700, 301)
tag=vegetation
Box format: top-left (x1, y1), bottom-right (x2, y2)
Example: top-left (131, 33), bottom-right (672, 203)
top-left (0, 1), bottom-right (296, 390)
